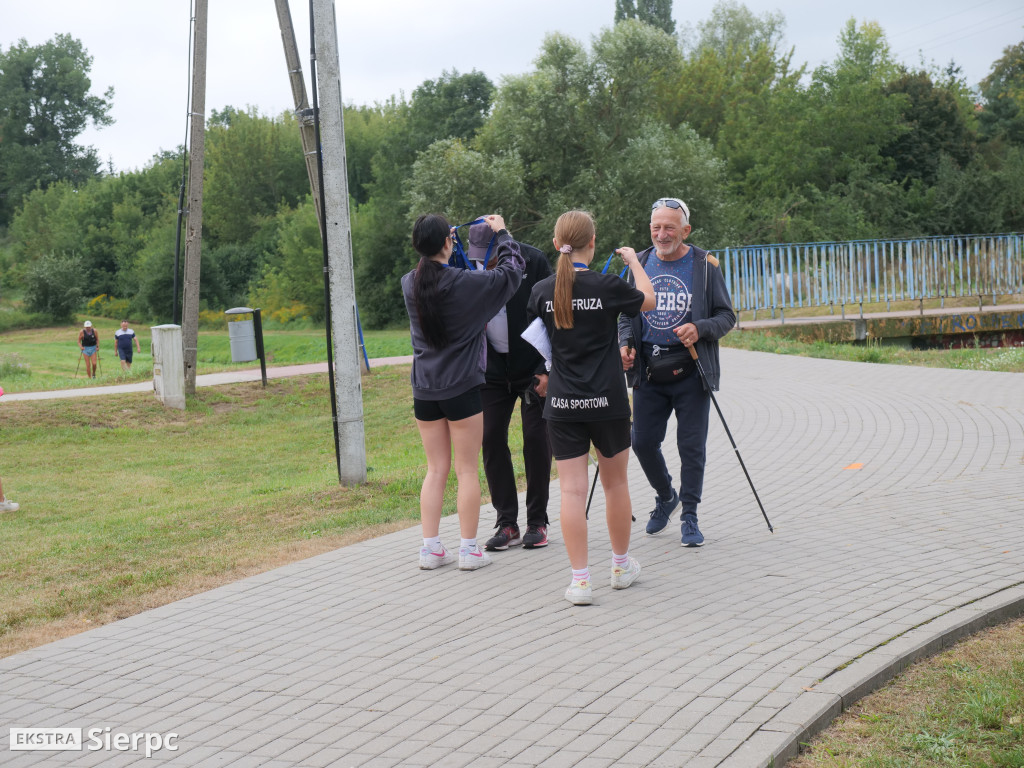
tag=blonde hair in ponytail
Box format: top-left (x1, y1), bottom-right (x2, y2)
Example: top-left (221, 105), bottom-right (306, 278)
top-left (552, 210), bottom-right (596, 330)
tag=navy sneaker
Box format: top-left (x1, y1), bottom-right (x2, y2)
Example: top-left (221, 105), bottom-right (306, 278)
top-left (645, 490), bottom-right (680, 535)
top-left (680, 513), bottom-right (704, 547)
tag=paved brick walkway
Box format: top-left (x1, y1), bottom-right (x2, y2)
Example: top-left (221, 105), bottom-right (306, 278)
top-left (2, 349), bottom-right (1022, 767)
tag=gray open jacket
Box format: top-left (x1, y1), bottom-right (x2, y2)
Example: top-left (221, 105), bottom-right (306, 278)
top-left (402, 233), bottom-right (525, 401)
top-left (616, 244), bottom-right (736, 391)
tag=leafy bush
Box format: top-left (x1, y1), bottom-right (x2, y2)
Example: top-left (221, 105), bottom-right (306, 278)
top-left (24, 252), bottom-right (84, 322)
top-left (86, 294), bottom-right (131, 320)
top-left (198, 310), bottom-right (227, 329)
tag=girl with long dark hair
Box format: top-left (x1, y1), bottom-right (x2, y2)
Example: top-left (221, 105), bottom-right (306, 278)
top-left (402, 213), bottom-right (525, 571)
top-left (527, 210), bottom-right (655, 604)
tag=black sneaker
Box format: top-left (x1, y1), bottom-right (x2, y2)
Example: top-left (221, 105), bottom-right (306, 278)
top-left (485, 525), bottom-right (522, 551)
top-left (645, 490), bottom-right (680, 535)
top-left (522, 525), bottom-right (548, 548)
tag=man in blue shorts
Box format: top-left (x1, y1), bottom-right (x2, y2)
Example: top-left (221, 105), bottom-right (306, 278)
top-left (114, 320), bottom-right (142, 372)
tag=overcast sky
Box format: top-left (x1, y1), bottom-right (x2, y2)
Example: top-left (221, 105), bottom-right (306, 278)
top-left (5, 0), bottom-right (1023, 173)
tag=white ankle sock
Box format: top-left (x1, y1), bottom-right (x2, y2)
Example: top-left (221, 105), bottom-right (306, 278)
top-left (572, 567), bottom-right (590, 583)
top-left (460, 538), bottom-right (477, 551)
top-left (423, 536), bottom-right (442, 552)
top-left (612, 552), bottom-right (629, 567)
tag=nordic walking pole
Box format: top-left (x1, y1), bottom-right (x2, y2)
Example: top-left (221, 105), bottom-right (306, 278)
top-left (75, 350), bottom-right (83, 378)
top-left (585, 460), bottom-right (600, 520)
top-left (688, 345), bottom-right (773, 532)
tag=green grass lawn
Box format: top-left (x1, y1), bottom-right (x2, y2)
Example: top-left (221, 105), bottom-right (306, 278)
top-left (790, 617), bottom-right (1024, 768)
top-left (0, 363), bottom-right (525, 656)
top-left (721, 330), bottom-right (1024, 372)
top-left (4, 315), bottom-right (1023, 395)
top-left (0, 319), bottom-right (414, 393)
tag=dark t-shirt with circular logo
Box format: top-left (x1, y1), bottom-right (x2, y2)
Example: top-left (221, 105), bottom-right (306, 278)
top-left (528, 270), bottom-right (645, 422)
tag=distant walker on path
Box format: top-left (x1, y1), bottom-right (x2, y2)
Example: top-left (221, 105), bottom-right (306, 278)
top-left (114, 320), bottom-right (142, 372)
top-left (78, 320), bottom-right (99, 379)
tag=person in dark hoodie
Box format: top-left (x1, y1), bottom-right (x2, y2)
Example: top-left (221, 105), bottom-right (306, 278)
top-left (462, 221), bottom-right (555, 553)
top-left (402, 213), bottom-right (525, 572)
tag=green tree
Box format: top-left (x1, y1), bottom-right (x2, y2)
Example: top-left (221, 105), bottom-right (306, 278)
top-left (8, 151), bottom-right (183, 308)
top-left (352, 71), bottom-right (496, 328)
top-left (614, 0), bottom-right (675, 35)
top-left (882, 69), bottom-right (976, 187)
top-left (24, 252), bottom-right (84, 321)
top-left (0, 34), bottom-right (113, 226)
top-left (978, 41), bottom-right (1024, 146)
top-left (407, 139), bottom-right (527, 226)
top-left (250, 197), bottom-right (324, 322)
top-left (344, 104), bottom-right (387, 205)
top-left (204, 106), bottom-right (308, 245)
top-left (680, 0), bottom-right (785, 56)
top-left (723, 19), bottom-right (911, 242)
top-left (478, 22), bottom-right (684, 244)
top-left (674, 1), bottom-right (802, 146)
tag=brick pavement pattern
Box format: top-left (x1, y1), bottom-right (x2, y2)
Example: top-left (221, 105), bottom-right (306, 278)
top-left (2, 349), bottom-right (1022, 767)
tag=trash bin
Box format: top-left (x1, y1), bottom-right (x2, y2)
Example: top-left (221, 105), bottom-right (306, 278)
top-left (225, 307), bottom-right (258, 362)
top-left (225, 307), bottom-right (268, 386)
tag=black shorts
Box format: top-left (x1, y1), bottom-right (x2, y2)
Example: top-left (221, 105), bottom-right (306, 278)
top-left (118, 348), bottom-right (133, 363)
top-left (547, 418), bottom-right (632, 461)
top-left (413, 387), bottom-right (483, 422)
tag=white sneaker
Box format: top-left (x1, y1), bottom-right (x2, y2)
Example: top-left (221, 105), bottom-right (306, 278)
top-left (458, 545), bottom-right (492, 571)
top-left (419, 545), bottom-right (456, 570)
top-left (565, 579), bottom-right (593, 605)
top-left (0, 497), bottom-right (18, 513)
top-left (610, 556), bottom-right (641, 589)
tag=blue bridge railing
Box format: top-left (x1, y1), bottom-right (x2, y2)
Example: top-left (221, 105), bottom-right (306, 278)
top-left (714, 233), bottom-right (1024, 317)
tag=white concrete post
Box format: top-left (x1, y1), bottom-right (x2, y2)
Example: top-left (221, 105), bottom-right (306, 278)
top-left (312, 0), bottom-right (366, 485)
top-left (152, 325), bottom-right (186, 410)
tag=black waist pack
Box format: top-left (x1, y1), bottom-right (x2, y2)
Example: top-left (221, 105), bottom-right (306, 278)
top-left (644, 344), bottom-right (695, 384)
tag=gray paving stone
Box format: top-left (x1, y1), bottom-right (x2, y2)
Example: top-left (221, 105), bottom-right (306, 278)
top-left (2, 351), bottom-right (1022, 768)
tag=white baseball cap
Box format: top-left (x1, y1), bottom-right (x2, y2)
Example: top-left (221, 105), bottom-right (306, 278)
top-left (83, 321), bottom-right (93, 328)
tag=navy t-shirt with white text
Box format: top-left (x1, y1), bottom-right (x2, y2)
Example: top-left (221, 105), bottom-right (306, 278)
top-left (641, 252), bottom-right (693, 347)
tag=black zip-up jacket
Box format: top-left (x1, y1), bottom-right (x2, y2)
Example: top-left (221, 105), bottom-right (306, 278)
top-left (616, 244), bottom-right (735, 391)
top-left (484, 242), bottom-right (553, 390)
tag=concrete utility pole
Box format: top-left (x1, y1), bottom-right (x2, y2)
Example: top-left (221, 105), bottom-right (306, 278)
top-left (273, 0), bottom-right (321, 225)
top-left (181, 0), bottom-right (208, 395)
top-left (312, 0), bottom-right (366, 485)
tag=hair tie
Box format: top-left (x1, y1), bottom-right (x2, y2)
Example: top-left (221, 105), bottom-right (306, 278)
top-left (559, 244), bottom-right (573, 254)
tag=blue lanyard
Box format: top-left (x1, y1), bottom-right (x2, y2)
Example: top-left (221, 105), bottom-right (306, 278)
top-left (600, 251), bottom-right (629, 279)
top-left (449, 217), bottom-right (495, 271)
top-left (573, 262), bottom-right (589, 270)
